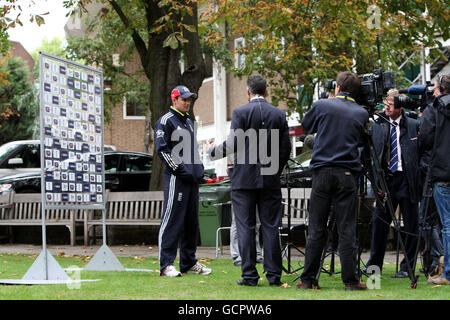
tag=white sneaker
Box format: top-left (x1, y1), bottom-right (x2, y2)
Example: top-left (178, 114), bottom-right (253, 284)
top-left (185, 262), bottom-right (212, 275)
top-left (161, 265), bottom-right (182, 277)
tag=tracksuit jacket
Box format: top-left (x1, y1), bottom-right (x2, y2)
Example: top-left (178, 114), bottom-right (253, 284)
top-left (154, 107), bottom-right (204, 273)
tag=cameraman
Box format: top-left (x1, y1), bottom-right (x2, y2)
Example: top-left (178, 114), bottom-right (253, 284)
top-left (365, 89), bottom-right (421, 278)
top-left (420, 74), bottom-right (450, 286)
top-left (295, 71), bottom-right (368, 291)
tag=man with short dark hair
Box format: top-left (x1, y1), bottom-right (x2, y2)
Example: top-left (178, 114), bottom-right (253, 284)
top-left (208, 74), bottom-right (291, 286)
top-left (154, 85), bottom-right (211, 277)
top-left (296, 71), bottom-right (368, 291)
top-left (420, 74), bottom-right (450, 285)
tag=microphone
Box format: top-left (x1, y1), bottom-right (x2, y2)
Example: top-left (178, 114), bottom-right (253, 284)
top-left (398, 85), bottom-right (426, 95)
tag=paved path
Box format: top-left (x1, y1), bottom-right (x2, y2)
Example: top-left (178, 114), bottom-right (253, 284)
top-left (0, 243), bottom-right (401, 263)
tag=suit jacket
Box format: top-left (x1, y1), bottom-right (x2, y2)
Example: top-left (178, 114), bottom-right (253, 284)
top-left (210, 97), bottom-right (291, 190)
top-left (371, 110), bottom-right (421, 202)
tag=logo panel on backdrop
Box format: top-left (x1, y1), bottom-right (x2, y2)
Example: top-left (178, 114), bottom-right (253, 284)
top-left (40, 53), bottom-right (105, 210)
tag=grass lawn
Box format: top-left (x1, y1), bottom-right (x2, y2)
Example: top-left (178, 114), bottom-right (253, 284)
top-left (0, 252), bottom-right (448, 300)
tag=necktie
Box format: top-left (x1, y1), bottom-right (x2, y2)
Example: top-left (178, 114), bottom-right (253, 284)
top-left (389, 123), bottom-right (398, 173)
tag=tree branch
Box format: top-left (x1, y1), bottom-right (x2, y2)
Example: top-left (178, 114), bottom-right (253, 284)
top-left (108, 0), bottom-right (150, 78)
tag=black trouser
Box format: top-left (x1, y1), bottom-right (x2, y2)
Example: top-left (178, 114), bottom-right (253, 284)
top-left (159, 173), bottom-right (199, 273)
top-left (231, 188), bottom-right (282, 285)
top-left (300, 167), bottom-right (360, 286)
top-left (367, 171), bottom-right (419, 272)
top-left (420, 198), bottom-right (444, 270)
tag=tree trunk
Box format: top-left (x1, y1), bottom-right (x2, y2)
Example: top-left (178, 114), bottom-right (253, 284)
top-left (148, 37), bottom-right (182, 191)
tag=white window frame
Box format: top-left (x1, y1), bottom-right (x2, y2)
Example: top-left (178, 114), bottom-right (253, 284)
top-left (234, 37), bottom-right (246, 69)
top-left (123, 96), bottom-right (146, 120)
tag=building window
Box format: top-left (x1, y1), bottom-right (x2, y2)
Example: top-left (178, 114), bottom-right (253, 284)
top-left (234, 37), bottom-right (246, 69)
top-left (123, 95), bottom-right (146, 120)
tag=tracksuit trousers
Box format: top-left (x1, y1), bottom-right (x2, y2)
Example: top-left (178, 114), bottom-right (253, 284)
top-left (159, 172), bottom-right (199, 274)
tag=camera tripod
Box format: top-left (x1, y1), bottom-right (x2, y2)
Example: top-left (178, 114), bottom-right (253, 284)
top-left (412, 167), bottom-right (443, 278)
top-left (291, 182), bottom-right (368, 286)
top-left (296, 208), bottom-right (342, 285)
top-left (280, 160), bottom-right (306, 275)
top-left (319, 206), bottom-right (341, 276)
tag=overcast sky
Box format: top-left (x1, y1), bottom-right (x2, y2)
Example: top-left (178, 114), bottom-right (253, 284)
top-left (6, 0), bottom-right (72, 53)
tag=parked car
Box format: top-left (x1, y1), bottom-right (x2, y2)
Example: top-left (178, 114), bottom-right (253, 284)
top-left (0, 140), bottom-right (116, 178)
top-left (0, 140), bottom-right (41, 178)
top-left (0, 150), bottom-right (152, 194)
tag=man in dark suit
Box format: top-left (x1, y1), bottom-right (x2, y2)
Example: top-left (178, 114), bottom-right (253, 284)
top-left (295, 71), bottom-right (368, 291)
top-left (366, 89), bottom-right (421, 278)
top-left (207, 74), bottom-right (291, 286)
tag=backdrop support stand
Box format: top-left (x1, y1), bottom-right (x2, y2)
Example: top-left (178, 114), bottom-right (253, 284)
top-left (82, 209), bottom-right (153, 272)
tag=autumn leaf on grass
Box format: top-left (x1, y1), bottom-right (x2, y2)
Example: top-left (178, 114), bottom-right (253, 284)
top-left (281, 283), bottom-right (290, 288)
top-left (432, 285), bottom-right (441, 288)
top-left (199, 258), bottom-right (211, 264)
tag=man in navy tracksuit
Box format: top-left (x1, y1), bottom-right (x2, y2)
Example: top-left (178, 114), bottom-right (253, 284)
top-left (154, 85), bottom-right (211, 277)
top-left (208, 75), bottom-right (291, 286)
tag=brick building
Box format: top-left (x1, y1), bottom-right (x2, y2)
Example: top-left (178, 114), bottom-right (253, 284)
top-left (8, 41), bottom-right (35, 83)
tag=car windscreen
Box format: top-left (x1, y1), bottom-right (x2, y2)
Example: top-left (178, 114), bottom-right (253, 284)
top-left (123, 155), bottom-right (151, 172)
top-left (0, 143), bottom-right (21, 165)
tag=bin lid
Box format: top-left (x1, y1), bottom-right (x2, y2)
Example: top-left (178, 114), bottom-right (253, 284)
top-left (199, 184), bottom-right (230, 202)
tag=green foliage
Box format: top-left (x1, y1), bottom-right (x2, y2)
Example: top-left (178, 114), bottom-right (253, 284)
top-left (65, 6), bottom-right (150, 124)
top-left (30, 36), bottom-right (69, 80)
top-left (1, 1), bottom-right (50, 56)
top-left (0, 57), bottom-right (39, 145)
top-left (202, 0), bottom-right (450, 116)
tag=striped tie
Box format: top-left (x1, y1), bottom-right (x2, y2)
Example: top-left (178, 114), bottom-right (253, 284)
top-left (389, 123), bottom-right (398, 173)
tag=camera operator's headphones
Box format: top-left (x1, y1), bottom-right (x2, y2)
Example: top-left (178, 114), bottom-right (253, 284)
top-left (337, 73), bottom-right (351, 90)
top-left (438, 74), bottom-right (445, 92)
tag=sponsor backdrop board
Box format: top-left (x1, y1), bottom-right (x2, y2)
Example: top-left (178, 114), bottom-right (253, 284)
top-left (39, 52), bottom-right (105, 210)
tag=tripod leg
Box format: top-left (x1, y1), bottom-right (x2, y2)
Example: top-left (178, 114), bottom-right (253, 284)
top-left (366, 134), bottom-right (418, 288)
top-left (395, 211), bottom-right (401, 274)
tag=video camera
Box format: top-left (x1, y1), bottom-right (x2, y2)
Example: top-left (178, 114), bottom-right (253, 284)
top-left (319, 79), bottom-right (336, 99)
top-left (395, 82), bottom-right (434, 111)
top-left (357, 69), bottom-right (395, 110)
top-left (319, 69), bottom-right (395, 112)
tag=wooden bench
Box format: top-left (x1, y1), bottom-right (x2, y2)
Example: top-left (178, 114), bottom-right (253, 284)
top-left (214, 188), bottom-right (311, 257)
top-left (0, 188), bottom-right (310, 248)
top-left (0, 192), bottom-right (85, 246)
top-left (281, 188), bottom-right (311, 229)
top-left (83, 191), bottom-right (165, 245)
